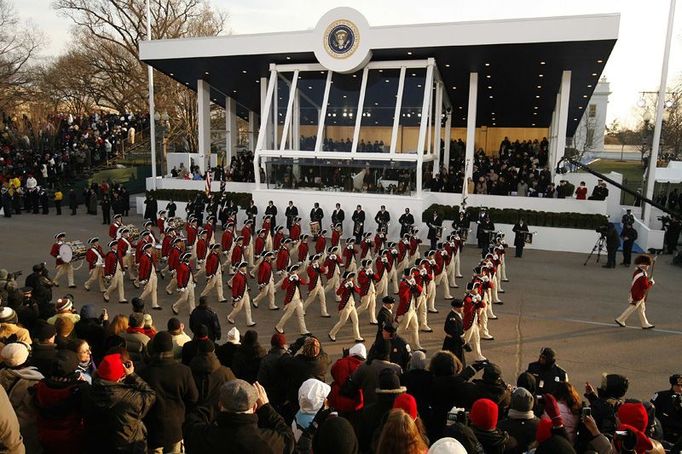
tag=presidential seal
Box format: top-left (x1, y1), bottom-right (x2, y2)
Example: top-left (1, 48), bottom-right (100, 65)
top-left (324, 20), bottom-right (360, 59)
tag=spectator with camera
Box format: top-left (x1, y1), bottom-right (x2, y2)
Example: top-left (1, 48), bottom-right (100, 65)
top-left (526, 347), bottom-right (568, 395)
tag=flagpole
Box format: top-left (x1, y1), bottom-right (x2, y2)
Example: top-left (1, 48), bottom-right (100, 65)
top-left (146, 0), bottom-right (158, 191)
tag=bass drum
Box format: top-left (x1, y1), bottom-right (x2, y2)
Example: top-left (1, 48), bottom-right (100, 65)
top-left (59, 243), bottom-right (74, 263)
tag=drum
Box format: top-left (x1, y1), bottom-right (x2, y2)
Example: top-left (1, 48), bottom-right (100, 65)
top-left (124, 224), bottom-right (140, 240)
top-left (166, 217), bottom-right (185, 231)
top-left (458, 228), bottom-right (469, 241)
top-left (353, 220), bottom-right (363, 236)
top-left (524, 232), bottom-right (534, 244)
top-left (153, 244), bottom-right (162, 261)
top-left (310, 221), bottom-right (321, 235)
top-left (59, 241), bottom-right (87, 263)
top-left (435, 226), bottom-right (443, 240)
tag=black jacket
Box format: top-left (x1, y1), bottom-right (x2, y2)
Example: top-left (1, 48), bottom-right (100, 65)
top-left (184, 404), bottom-right (295, 454)
top-left (189, 306), bottom-right (222, 342)
top-left (257, 348), bottom-right (287, 408)
top-left (216, 342), bottom-right (241, 368)
top-left (232, 344), bottom-right (266, 384)
top-left (138, 356), bottom-right (199, 448)
top-left (74, 318), bottom-right (108, 363)
top-left (29, 343), bottom-right (58, 376)
top-left (357, 394), bottom-right (398, 454)
top-left (278, 353), bottom-right (330, 410)
top-left (498, 416), bottom-right (539, 453)
top-left (189, 352), bottom-right (236, 410)
top-left (374, 307), bottom-right (393, 345)
top-left (471, 426), bottom-right (517, 454)
top-left (83, 374), bottom-right (156, 452)
top-left (651, 388), bottom-right (682, 442)
top-left (442, 310), bottom-right (465, 365)
top-left (526, 361), bottom-right (568, 395)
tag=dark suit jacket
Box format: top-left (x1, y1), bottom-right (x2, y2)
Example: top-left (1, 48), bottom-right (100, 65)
top-left (375, 306), bottom-right (393, 345)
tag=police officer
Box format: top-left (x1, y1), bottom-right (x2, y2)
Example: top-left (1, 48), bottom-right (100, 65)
top-left (651, 374), bottom-right (682, 443)
top-left (442, 298), bottom-right (466, 367)
top-left (525, 347), bottom-right (568, 395)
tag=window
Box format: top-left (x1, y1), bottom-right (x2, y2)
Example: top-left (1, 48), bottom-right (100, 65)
top-left (588, 104), bottom-right (597, 118)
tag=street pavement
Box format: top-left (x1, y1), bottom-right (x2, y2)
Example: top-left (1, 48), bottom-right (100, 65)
top-left (1, 209), bottom-right (681, 399)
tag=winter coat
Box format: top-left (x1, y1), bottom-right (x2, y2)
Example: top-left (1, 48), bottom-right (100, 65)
top-left (0, 367), bottom-right (43, 453)
top-left (471, 426), bottom-right (517, 454)
top-left (215, 342), bottom-right (240, 369)
top-left (29, 344), bottom-right (58, 377)
top-left (467, 379), bottom-right (512, 412)
top-left (0, 386), bottom-right (24, 454)
top-left (401, 368), bottom-right (433, 424)
top-left (184, 404), bottom-right (295, 454)
top-left (189, 306), bottom-right (222, 342)
top-left (138, 356), bottom-right (199, 448)
top-left (278, 353), bottom-right (330, 411)
top-left (257, 348), bottom-right (287, 408)
top-left (189, 352), bottom-right (236, 411)
top-left (83, 374), bottom-right (156, 453)
top-left (33, 378), bottom-right (90, 454)
top-left (120, 329), bottom-right (151, 365)
top-left (498, 415), bottom-right (539, 453)
top-left (74, 318), bottom-right (108, 363)
top-left (357, 394), bottom-right (399, 454)
top-left (328, 355), bottom-right (364, 413)
top-left (0, 324), bottom-right (31, 350)
top-left (349, 359), bottom-right (402, 406)
top-left (232, 345), bottom-right (266, 384)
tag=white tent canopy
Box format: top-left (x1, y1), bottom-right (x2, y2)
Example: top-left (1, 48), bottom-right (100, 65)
top-left (655, 160), bottom-right (682, 184)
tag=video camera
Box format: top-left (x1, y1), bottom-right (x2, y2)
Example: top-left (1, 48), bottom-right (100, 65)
top-left (595, 225), bottom-right (609, 237)
top-left (447, 407), bottom-right (469, 426)
top-left (658, 215), bottom-right (671, 229)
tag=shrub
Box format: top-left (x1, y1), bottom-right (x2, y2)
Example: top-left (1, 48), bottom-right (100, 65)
top-left (146, 189), bottom-right (253, 210)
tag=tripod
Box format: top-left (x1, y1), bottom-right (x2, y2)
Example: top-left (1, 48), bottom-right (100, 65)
top-left (584, 235), bottom-right (606, 266)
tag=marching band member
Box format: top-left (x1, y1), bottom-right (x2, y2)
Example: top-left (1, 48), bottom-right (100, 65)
top-left (454, 232), bottom-right (464, 279)
top-left (397, 233), bottom-right (411, 272)
top-left (331, 223), bottom-right (343, 248)
top-left (328, 271), bottom-right (363, 343)
top-left (352, 205), bottom-right (365, 243)
top-left (496, 238), bottom-right (510, 283)
top-left (434, 245), bottom-right (455, 300)
top-left (159, 227), bottom-right (176, 277)
top-left (374, 205), bottom-right (390, 233)
top-left (462, 283), bottom-right (487, 362)
top-left (194, 229), bottom-right (209, 280)
top-left (200, 243), bottom-right (227, 304)
top-left (265, 202), bottom-right (277, 233)
top-left (398, 208), bottom-right (414, 237)
top-left (297, 234), bottom-right (310, 267)
top-left (356, 259), bottom-right (378, 325)
top-left (313, 229), bottom-right (327, 262)
top-left (142, 220), bottom-right (157, 243)
top-left (275, 263), bottom-right (310, 335)
top-left (487, 251), bottom-right (504, 303)
top-left (109, 214), bottom-right (123, 239)
top-left (408, 229), bottom-right (422, 264)
top-left (445, 234), bottom-right (460, 288)
top-left (164, 237), bottom-right (184, 295)
top-left (253, 229), bottom-right (267, 260)
top-left (360, 232), bottom-right (373, 260)
top-left (273, 225), bottom-right (285, 251)
top-left (426, 211), bottom-right (443, 251)
top-left (615, 254), bottom-right (656, 329)
top-left (83, 237), bottom-right (105, 292)
top-left (331, 203), bottom-right (345, 228)
top-left (186, 217), bottom-right (198, 260)
top-left (373, 250), bottom-right (389, 297)
top-left (117, 228), bottom-right (138, 285)
top-left (252, 251), bottom-right (277, 310)
top-left (310, 202), bottom-right (324, 231)
top-left (227, 261), bottom-right (256, 327)
top-left (156, 210), bottom-right (167, 237)
top-left (274, 238), bottom-right (292, 288)
top-left (386, 243), bottom-right (400, 295)
top-left (414, 259), bottom-right (433, 333)
top-left (289, 217), bottom-right (302, 241)
top-left (373, 228), bottom-right (386, 254)
top-left (133, 230), bottom-right (152, 288)
top-left (204, 215), bottom-right (216, 244)
top-left (303, 254), bottom-right (330, 318)
top-left (221, 221), bottom-right (235, 258)
top-left (103, 240), bottom-right (126, 304)
top-left (138, 243), bottom-right (160, 310)
top-left (323, 246), bottom-right (343, 300)
top-left (172, 252), bottom-right (196, 315)
top-left (342, 238), bottom-right (357, 273)
top-left (230, 236), bottom-right (245, 274)
top-left (472, 268), bottom-right (495, 341)
top-left (50, 232), bottom-right (75, 288)
top-left (397, 268), bottom-right (424, 352)
top-left (262, 216), bottom-right (273, 250)
top-left (241, 219), bottom-right (254, 267)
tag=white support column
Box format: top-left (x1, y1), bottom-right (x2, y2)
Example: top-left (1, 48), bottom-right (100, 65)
top-left (351, 67), bottom-right (370, 154)
top-left (280, 70), bottom-right (299, 150)
top-left (292, 88), bottom-right (301, 150)
top-left (390, 67), bottom-right (407, 154)
top-left (197, 79), bottom-right (210, 173)
top-left (248, 111), bottom-right (258, 152)
top-left (462, 72), bottom-right (478, 196)
top-left (254, 69), bottom-right (278, 189)
top-left (433, 82), bottom-right (443, 175)
top-left (549, 93), bottom-right (560, 178)
top-left (225, 96), bottom-right (237, 167)
top-left (644, 0), bottom-right (677, 225)
top-left (315, 71), bottom-right (333, 152)
top-left (260, 77), bottom-right (269, 149)
top-left (553, 70), bottom-right (572, 176)
top-left (443, 108), bottom-right (452, 171)
top-left (145, 0), bottom-right (157, 189)
top-left (416, 61), bottom-right (435, 195)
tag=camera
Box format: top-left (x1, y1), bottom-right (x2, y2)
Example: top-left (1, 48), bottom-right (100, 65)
top-left (447, 407), bottom-right (469, 426)
top-left (581, 406), bottom-right (592, 418)
top-left (658, 215), bottom-right (671, 229)
top-left (595, 225), bottom-right (608, 236)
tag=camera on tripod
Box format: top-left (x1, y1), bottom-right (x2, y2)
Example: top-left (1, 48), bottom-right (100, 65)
top-left (657, 215), bottom-right (671, 229)
top-left (595, 225), bottom-right (608, 238)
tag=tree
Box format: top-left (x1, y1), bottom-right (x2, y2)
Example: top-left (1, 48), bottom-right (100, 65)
top-left (0, 0), bottom-right (42, 111)
top-left (37, 51), bottom-right (97, 116)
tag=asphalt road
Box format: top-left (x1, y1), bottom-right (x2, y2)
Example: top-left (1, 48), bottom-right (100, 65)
top-left (1, 209), bottom-right (680, 400)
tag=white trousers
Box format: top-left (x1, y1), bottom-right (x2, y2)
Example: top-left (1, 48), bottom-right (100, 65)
top-left (416, 293), bottom-right (431, 330)
top-left (463, 318), bottom-right (486, 362)
top-left (140, 270), bottom-right (158, 308)
top-left (426, 279), bottom-right (439, 311)
top-left (447, 260), bottom-right (458, 288)
top-left (84, 266), bottom-right (105, 292)
top-left (436, 271), bottom-right (454, 299)
top-left (173, 280), bottom-right (196, 314)
top-left (398, 307), bottom-right (422, 350)
top-left (104, 268), bottom-right (125, 303)
top-left (54, 263), bottom-right (74, 287)
top-left (252, 277), bottom-right (276, 309)
top-left (387, 268), bottom-right (399, 294)
top-left (329, 298), bottom-right (361, 340)
top-left (324, 272), bottom-right (341, 301)
top-left (455, 252), bottom-right (462, 277)
top-left (616, 299), bottom-right (653, 328)
top-left (375, 274), bottom-right (388, 298)
top-left (276, 295), bottom-right (308, 334)
top-left (303, 283), bottom-right (329, 317)
top-left (201, 272), bottom-right (225, 302)
top-left (228, 292), bottom-right (254, 325)
top-left (500, 256), bottom-right (509, 281)
top-left (356, 285), bottom-right (377, 324)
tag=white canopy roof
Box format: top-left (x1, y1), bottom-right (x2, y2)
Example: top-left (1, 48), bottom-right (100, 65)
top-left (655, 161), bottom-right (682, 184)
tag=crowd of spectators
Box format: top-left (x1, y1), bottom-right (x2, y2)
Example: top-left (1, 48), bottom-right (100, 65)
top-left (299, 135), bottom-right (386, 152)
top-left (0, 263), bottom-right (680, 453)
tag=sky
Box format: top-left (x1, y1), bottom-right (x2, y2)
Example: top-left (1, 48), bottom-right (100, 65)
top-left (14, 0), bottom-right (682, 128)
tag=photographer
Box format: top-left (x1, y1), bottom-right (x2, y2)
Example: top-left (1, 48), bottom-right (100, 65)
top-left (620, 223), bottom-right (638, 267)
top-left (604, 223), bottom-right (620, 269)
top-left (24, 263), bottom-right (54, 307)
top-left (651, 374), bottom-right (682, 443)
top-left (663, 217), bottom-right (681, 254)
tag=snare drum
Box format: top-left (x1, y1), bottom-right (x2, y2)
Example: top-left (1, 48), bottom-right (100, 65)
top-left (59, 241), bottom-right (87, 263)
top-left (153, 244), bottom-right (163, 261)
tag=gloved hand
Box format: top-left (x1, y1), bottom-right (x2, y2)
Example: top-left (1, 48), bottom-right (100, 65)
top-left (543, 393), bottom-right (564, 427)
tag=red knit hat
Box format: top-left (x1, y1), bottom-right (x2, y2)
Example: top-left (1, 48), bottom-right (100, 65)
top-left (617, 402), bottom-right (649, 433)
top-left (536, 417), bottom-right (553, 444)
top-left (393, 393), bottom-right (418, 420)
top-left (98, 353), bottom-right (126, 382)
top-left (470, 398), bottom-right (498, 431)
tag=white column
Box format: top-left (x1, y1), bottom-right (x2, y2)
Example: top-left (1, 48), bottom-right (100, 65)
top-left (462, 72), bottom-right (478, 195)
top-left (416, 61), bottom-right (435, 195)
top-left (197, 78), bottom-right (211, 173)
top-left (225, 96), bottom-right (237, 167)
top-left (390, 67), bottom-right (407, 154)
top-left (248, 111), bottom-right (258, 152)
top-left (292, 89), bottom-right (301, 150)
top-left (433, 82), bottom-right (443, 175)
top-left (351, 67), bottom-right (370, 154)
top-left (443, 107), bottom-right (452, 171)
top-left (553, 70), bottom-right (571, 176)
top-left (145, 0), bottom-right (157, 188)
top-left (315, 71), bottom-right (333, 152)
top-left (260, 76), bottom-right (269, 149)
top-left (254, 69), bottom-right (278, 189)
top-left (643, 0), bottom-right (677, 225)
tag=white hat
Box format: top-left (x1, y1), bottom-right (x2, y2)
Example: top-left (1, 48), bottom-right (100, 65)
top-left (1, 343), bottom-right (30, 367)
top-left (428, 437), bottom-right (467, 454)
top-left (297, 378), bottom-right (331, 414)
top-left (349, 343), bottom-right (367, 360)
top-left (226, 327), bottom-right (240, 344)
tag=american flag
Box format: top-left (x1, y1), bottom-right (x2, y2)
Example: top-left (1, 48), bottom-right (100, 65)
top-left (205, 168), bottom-right (212, 194)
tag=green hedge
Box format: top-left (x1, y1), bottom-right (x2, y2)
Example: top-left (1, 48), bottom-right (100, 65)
top-left (422, 204), bottom-right (608, 230)
top-left (146, 190), bottom-right (253, 210)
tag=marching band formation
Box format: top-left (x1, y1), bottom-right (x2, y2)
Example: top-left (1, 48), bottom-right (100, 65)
top-left (48, 200), bottom-right (516, 359)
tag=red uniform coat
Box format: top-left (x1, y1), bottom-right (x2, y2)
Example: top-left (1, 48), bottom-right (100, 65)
top-left (306, 264), bottom-right (323, 291)
top-left (576, 186), bottom-right (588, 200)
top-left (50, 242), bottom-right (65, 266)
top-left (331, 230), bottom-right (341, 247)
top-left (358, 269), bottom-right (378, 296)
top-left (104, 251), bottom-right (122, 277)
top-left (384, 250), bottom-right (394, 272)
top-left (282, 275), bottom-right (307, 305)
top-left (161, 235), bottom-right (173, 258)
top-left (409, 237), bottom-right (421, 255)
top-left (262, 218), bottom-right (272, 232)
top-left (168, 247), bottom-right (181, 271)
top-left (398, 240), bottom-right (409, 262)
top-left (186, 225), bottom-right (198, 246)
top-left (375, 258), bottom-right (387, 280)
top-left (443, 243), bottom-right (454, 265)
top-left (289, 224), bottom-right (301, 241)
top-left (630, 267), bottom-right (653, 302)
top-left (205, 252), bottom-right (221, 277)
top-left (373, 233), bottom-right (385, 252)
top-left (343, 246), bottom-right (356, 268)
top-left (257, 261), bottom-right (273, 285)
top-left (135, 238), bottom-right (149, 264)
top-left (241, 226), bottom-right (252, 246)
top-left (336, 282), bottom-right (361, 310)
top-left (463, 294), bottom-right (481, 330)
top-left (176, 262), bottom-right (192, 289)
top-left (109, 222), bottom-right (121, 239)
top-left (221, 229), bottom-right (234, 252)
top-left (397, 279), bottom-right (422, 317)
top-left (315, 236), bottom-right (326, 254)
top-left (117, 238), bottom-right (132, 262)
top-left (324, 255), bottom-right (342, 279)
top-left (434, 252), bottom-right (446, 275)
top-left (298, 242), bottom-right (309, 263)
top-left (156, 218), bottom-right (165, 234)
top-left (204, 223), bottom-right (214, 244)
top-left (254, 236), bottom-right (266, 256)
top-left (360, 239), bottom-right (372, 258)
top-left (230, 245), bottom-right (244, 266)
top-left (138, 253), bottom-right (155, 281)
top-left (85, 246), bottom-right (104, 270)
top-left (276, 247), bottom-right (290, 271)
top-left (273, 231), bottom-right (284, 250)
top-left (196, 238), bottom-right (208, 262)
top-left (231, 271), bottom-right (248, 300)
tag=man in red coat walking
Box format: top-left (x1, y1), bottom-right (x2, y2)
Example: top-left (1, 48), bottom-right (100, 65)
top-left (275, 264), bottom-right (310, 335)
top-left (138, 242), bottom-right (160, 310)
top-left (227, 261), bottom-right (255, 327)
top-left (329, 271), bottom-right (363, 343)
top-left (252, 251), bottom-right (278, 310)
top-left (615, 254), bottom-right (656, 329)
top-left (200, 243), bottom-right (227, 304)
top-left (396, 268), bottom-right (423, 352)
top-left (172, 252), bottom-right (195, 315)
top-left (84, 237), bottom-right (106, 292)
top-left (103, 240), bottom-right (126, 304)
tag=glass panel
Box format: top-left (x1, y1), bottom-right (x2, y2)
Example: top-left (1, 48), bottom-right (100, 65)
top-left (322, 71), bottom-right (363, 152)
top-left (297, 71), bottom-right (328, 151)
top-left (357, 69), bottom-right (400, 153)
top-left (276, 72), bottom-right (294, 149)
top-left (398, 68), bottom-right (426, 153)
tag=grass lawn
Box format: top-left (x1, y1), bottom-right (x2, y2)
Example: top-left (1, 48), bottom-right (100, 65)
top-left (579, 159), bottom-right (647, 205)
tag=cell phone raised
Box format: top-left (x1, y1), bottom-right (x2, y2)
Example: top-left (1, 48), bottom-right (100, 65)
top-left (581, 407), bottom-right (592, 418)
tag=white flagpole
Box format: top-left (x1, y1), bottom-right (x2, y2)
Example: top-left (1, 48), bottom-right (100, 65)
top-left (146, 0), bottom-right (158, 190)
